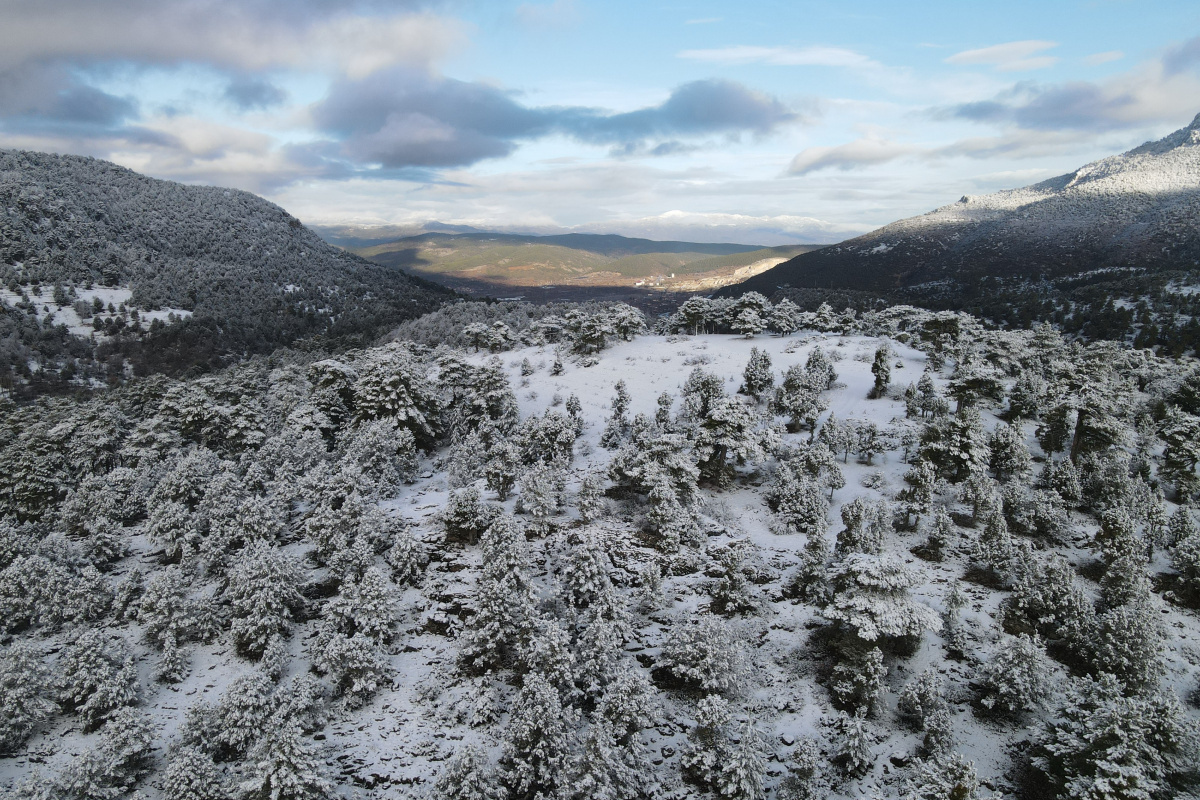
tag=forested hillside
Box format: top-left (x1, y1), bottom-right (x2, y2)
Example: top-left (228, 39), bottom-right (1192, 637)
top-left (0, 150), bottom-right (453, 396)
top-left (1, 295), bottom-right (1198, 800)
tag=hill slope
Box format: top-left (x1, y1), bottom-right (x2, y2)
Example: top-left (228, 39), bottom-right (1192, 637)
top-left (728, 113), bottom-right (1200, 295)
top-left (0, 150), bottom-right (452, 391)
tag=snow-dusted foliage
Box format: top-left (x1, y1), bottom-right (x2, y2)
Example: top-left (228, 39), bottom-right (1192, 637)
top-left (2, 297), bottom-right (1199, 800)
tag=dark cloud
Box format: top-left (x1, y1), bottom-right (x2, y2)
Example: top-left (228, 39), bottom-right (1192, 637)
top-left (0, 61), bottom-right (136, 129)
top-left (566, 79), bottom-right (797, 143)
top-left (310, 70), bottom-right (798, 170)
top-left (937, 81), bottom-right (1145, 132)
top-left (224, 77), bottom-right (287, 110)
top-left (1164, 36), bottom-right (1200, 75)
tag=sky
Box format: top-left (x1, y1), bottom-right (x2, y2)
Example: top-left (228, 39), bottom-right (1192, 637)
top-left (2, 1), bottom-right (1199, 245)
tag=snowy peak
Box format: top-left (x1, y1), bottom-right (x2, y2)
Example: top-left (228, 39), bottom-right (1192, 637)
top-left (728, 112), bottom-right (1200, 294)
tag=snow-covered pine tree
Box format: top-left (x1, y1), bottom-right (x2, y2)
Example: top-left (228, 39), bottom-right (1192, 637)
top-left (576, 471), bottom-right (608, 523)
top-left (240, 712), bottom-right (332, 800)
top-left (0, 641), bottom-right (56, 754)
top-left (460, 514), bottom-right (538, 671)
top-left (988, 421), bottom-right (1032, 482)
top-left (680, 693), bottom-right (735, 789)
top-left (501, 671), bottom-right (576, 800)
top-left (715, 718), bottom-right (767, 800)
top-left (1031, 674), bottom-right (1192, 800)
top-left (324, 567), bottom-right (396, 645)
top-left (56, 629), bottom-right (139, 731)
top-left (779, 737), bottom-right (826, 800)
top-left (903, 753), bottom-right (979, 800)
top-left (981, 633), bottom-right (1051, 714)
top-left (658, 614), bottom-right (747, 695)
top-left (824, 553), bottom-right (941, 644)
top-left (599, 381), bottom-right (632, 449)
top-left (897, 669), bottom-right (948, 731)
top-left (766, 464), bottom-right (829, 537)
top-left (738, 347), bottom-right (774, 400)
top-left (830, 644), bottom-right (887, 717)
top-left (836, 497), bottom-right (891, 555)
top-left (868, 345), bottom-right (891, 399)
top-left (431, 743), bottom-right (504, 800)
top-left (161, 746), bottom-right (226, 800)
top-left (227, 542), bottom-right (304, 660)
top-left (832, 710), bottom-right (874, 779)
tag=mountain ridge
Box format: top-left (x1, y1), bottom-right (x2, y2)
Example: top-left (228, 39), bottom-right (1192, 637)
top-left (724, 113), bottom-right (1200, 295)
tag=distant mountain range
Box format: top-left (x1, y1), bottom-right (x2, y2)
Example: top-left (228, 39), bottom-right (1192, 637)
top-left (727, 113), bottom-right (1200, 296)
top-left (321, 228), bottom-right (822, 294)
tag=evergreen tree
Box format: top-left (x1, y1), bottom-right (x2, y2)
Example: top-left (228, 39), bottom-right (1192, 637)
top-left (227, 542), bottom-right (304, 660)
top-left (240, 713), bottom-right (332, 800)
top-left (824, 553), bottom-right (941, 644)
top-left (739, 347), bottom-right (774, 400)
top-left (658, 614), bottom-right (747, 695)
top-left (460, 515), bottom-right (537, 671)
top-left (1032, 675), bottom-right (1193, 800)
top-left (0, 641), bottom-right (56, 754)
top-left (988, 422), bottom-right (1032, 482)
top-left (833, 710), bottom-right (874, 779)
top-left (502, 672), bottom-right (576, 800)
top-left (162, 746), bottom-right (226, 800)
top-left (981, 634), bottom-right (1051, 713)
top-left (57, 629), bottom-right (139, 731)
top-left (869, 345), bottom-right (892, 399)
top-left (830, 644), bottom-right (887, 717)
top-left (904, 754), bottom-right (979, 800)
top-left (431, 744), bottom-right (504, 800)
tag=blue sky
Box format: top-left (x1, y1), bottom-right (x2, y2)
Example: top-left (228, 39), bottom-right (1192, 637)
top-left (2, 1), bottom-right (1199, 243)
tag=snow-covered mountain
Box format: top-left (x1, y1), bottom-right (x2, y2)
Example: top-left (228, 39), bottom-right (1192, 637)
top-left (731, 113), bottom-right (1200, 294)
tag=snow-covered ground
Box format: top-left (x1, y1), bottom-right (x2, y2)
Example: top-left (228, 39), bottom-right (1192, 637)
top-left (3, 331), bottom-right (1198, 800)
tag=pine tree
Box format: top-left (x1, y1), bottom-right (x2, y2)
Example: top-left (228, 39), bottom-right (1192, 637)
top-left (659, 614), bottom-right (747, 695)
top-left (824, 553), bottom-right (942, 644)
top-left (431, 743), bottom-right (504, 800)
top-left (442, 486), bottom-right (500, 546)
top-left (830, 644), bottom-right (887, 717)
top-left (562, 718), bottom-right (642, 800)
top-left (988, 422), bottom-right (1032, 482)
top-left (227, 542), bottom-right (304, 660)
top-left (240, 713), bottom-right (332, 800)
top-left (869, 345), bottom-right (891, 399)
top-left (716, 718), bottom-right (766, 800)
top-left (1032, 674), bottom-right (1192, 800)
top-left (766, 465), bottom-right (829, 536)
top-left (836, 497), bottom-right (891, 555)
top-left (162, 746), bottom-right (226, 800)
top-left (779, 737), bottom-right (825, 800)
top-left (57, 629), bottom-right (139, 731)
top-left (833, 711), bottom-right (874, 779)
top-left (981, 634), bottom-right (1051, 713)
top-left (324, 567), bottom-right (396, 645)
top-left (502, 672), bottom-right (576, 800)
top-left (310, 630), bottom-right (391, 708)
top-left (904, 753), bottom-right (979, 800)
top-left (897, 669), bottom-right (948, 731)
top-left (460, 515), bottom-right (537, 671)
top-left (739, 348), bottom-right (774, 400)
top-left (576, 471), bottom-right (607, 522)
top-left (599, 381), bottom-right (632, 449)
top-left (0, 641), bottom-right (56, 754)
top-left (681, 693), bottom-right (735, 789)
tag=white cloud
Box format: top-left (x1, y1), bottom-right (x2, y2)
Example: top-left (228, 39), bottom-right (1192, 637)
top-left (788, 137), bottom-right (915, 175)
top-left (1084, 50), bottom-right (1124, 66)
top-left (0, 6), bottom-right (463, 78)
top-left (677, 45), bottom-right (880, 69)
top-left (946, 40), bottom-right (1059, 72)
top-left (515, 0), bottom-right (581, 30)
